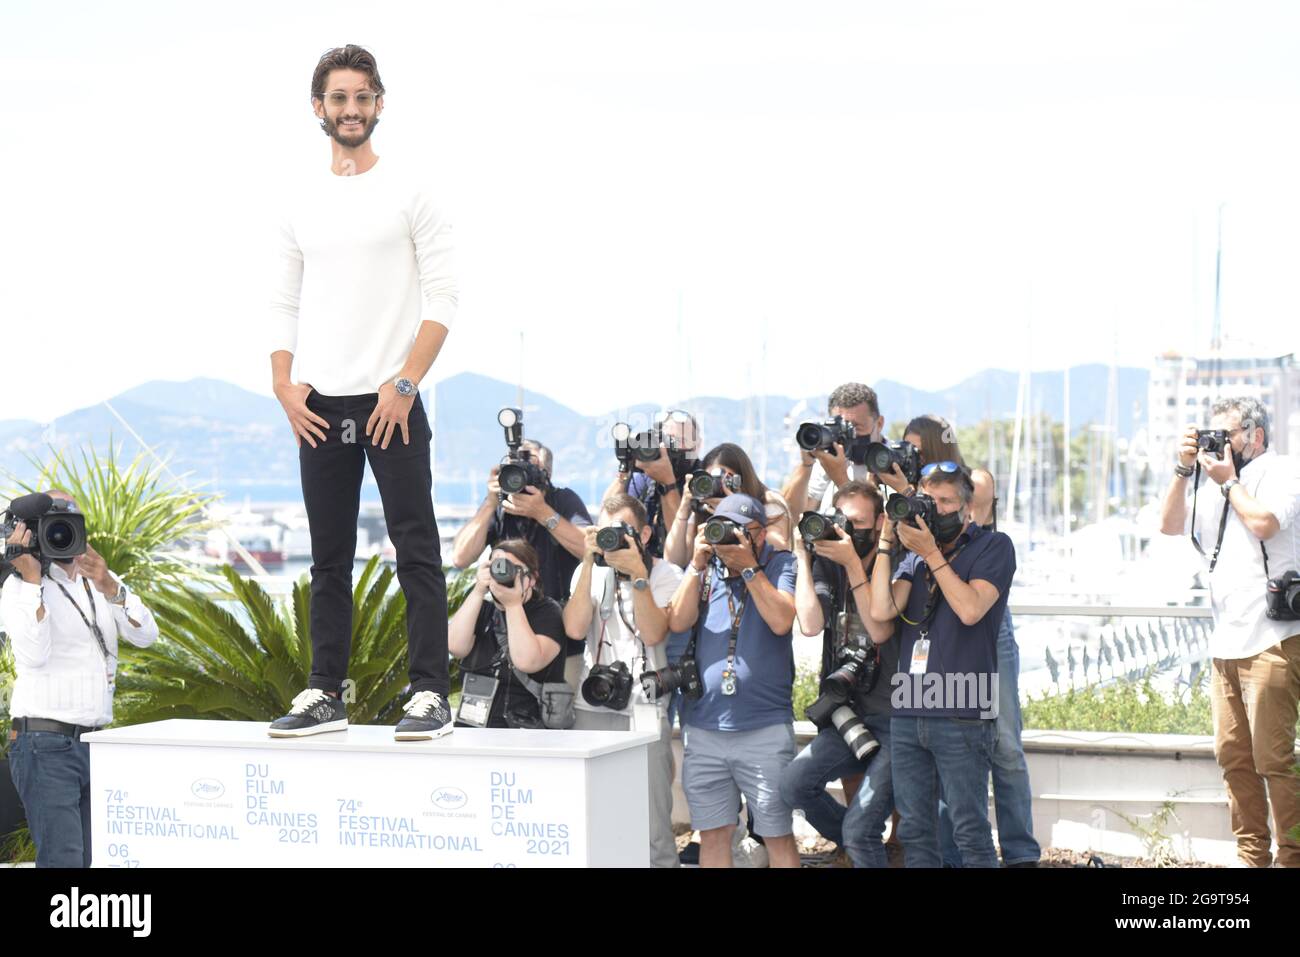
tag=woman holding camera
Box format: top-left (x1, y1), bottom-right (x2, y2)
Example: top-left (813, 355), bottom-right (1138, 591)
top-left (663, 442), bottom-right (793, 568)
top-left (448, 540), bottom-right (569, 729)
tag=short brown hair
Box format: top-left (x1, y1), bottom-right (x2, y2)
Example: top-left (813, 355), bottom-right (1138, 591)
top-left (828, 382), bottom-right (880, 418)
top-left (601, 493), bottom-right (648, 531)
top-left (311, 45), bottom-right (386, 100)
top-left (832, 480), bottom-right (883, 519)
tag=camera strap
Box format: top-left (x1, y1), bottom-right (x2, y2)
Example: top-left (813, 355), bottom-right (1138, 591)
top-left (54, 576), bottom-right (115, 686)
top-left (489, 605), bottom-right (547, 703)
top-left (1189, 461), bottom-right (1232, 572)
top-left (722, 581), bottom-right (749, 674)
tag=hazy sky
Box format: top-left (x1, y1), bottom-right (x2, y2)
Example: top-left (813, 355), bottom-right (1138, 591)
top-left (4, 0), bottom-right (1298, 424)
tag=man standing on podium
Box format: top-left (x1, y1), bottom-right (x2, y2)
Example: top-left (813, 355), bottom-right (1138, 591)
top-left (266, 44), bottom-right (459, 741)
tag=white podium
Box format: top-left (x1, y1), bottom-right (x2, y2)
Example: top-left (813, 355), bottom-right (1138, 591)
top-left (83, 719), bottom-right (656, 868)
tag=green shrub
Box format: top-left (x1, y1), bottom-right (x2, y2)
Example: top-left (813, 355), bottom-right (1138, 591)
top-left (1022, 670), bottom-right (1213, 735)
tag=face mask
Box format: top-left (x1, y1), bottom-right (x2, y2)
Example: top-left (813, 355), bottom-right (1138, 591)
top-left (930, 508), bottom-right (965, 545)
top-left (849, 526), bottom-right (876, 557)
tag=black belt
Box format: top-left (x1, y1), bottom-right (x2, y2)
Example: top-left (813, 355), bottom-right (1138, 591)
top-left (12, 717), bottom-right (102, 738)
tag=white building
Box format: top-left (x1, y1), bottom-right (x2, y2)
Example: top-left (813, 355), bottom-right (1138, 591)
top-left (1148, 349), bottom-right (1300, 463)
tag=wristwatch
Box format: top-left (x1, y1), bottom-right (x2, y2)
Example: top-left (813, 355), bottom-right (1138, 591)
top-left (1222, 478), bottom-right (1240, 499)
top-left (632, 577), bottom-right (650, 592)
top-left (740, 566), bottom-right (761, 584)
top-left (109, 582), bottom-right (128, 606)
top-left (543, 514), bottom-right (560, 532)
top-left (393, 376), bottom-right (416, 397)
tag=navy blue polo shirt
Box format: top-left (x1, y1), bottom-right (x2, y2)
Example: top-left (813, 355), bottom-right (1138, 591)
top-left (889, 523), bottom-right (1016, 719)
top-left (682, 544), bottom-right (798, 732)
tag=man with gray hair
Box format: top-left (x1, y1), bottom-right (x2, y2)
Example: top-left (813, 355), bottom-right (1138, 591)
top-left (784, 382), bottom-right (885, 513)
top-left (1159, 396), bottom-right (1300, 868)
top-left (452, 438), bottom-right (592, 605)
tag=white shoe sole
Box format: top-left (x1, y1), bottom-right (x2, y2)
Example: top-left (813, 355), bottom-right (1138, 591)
top-left (394, 723), bottom-right (454, 741)
top-left (267, 719), bottom-right (349, 738)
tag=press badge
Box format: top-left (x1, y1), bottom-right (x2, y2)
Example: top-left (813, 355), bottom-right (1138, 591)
top-left (908, 636), bottom-right (931, 675)
top-left (457, 672), bottom-right (499, 728)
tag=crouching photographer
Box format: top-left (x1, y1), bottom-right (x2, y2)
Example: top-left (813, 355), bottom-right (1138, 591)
top-left (562, 493), bottom-right (685, 867)
top-left (447, 540), bottom-right (574, 730)
top-left (780, 481), bottom-right (898, 867)
top-left (868, 463), bottom-right (1016, 868)
top-left (667, 493), bottom-right (801, 868)
top-left (1159, 397), bottom-right (1300, 868)
top-left (1, 490), bottom-right (160, 868)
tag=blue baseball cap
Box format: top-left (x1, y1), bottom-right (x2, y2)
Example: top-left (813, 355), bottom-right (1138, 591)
top-left (711, 493), bottom-right (767, 527)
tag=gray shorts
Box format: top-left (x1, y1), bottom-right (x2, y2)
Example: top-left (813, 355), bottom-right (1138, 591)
top-left (681, 722), bottom-right (796, 837)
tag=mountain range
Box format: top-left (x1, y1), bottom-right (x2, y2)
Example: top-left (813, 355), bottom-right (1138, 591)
top-left (0, 366), bottom-right (1148, 507)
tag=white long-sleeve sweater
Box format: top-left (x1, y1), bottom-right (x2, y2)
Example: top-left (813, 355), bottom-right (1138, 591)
top-left (268, 155), bottom-right (458, 396)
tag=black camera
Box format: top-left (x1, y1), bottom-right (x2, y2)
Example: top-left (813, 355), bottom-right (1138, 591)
top-left (687, 468), bottom-right (742, 499)
top-left (865, 439), bottom-right (921, 485)
top-left (798, 509), bottom-right (849, 543)
top-left (611, 422), bottom-right (663, 473)
top-left (581, 661), bottom-right (634, 711)
top-left (702, 517), bottom-right (745, 546)
top-left (1266, 570), bottom-right (1300, 621)
top-left (640, 657), bottom-right (703, 702)
top-left (593, 522), bottom-right (643, 568)
top-left (1, 493), bottom-right (87, 567)
top-left (797, 415), bottom-right (857, 453)
top-left (885, 491), bottom-right (938, 529)
top-left (489, 556), bottom-right (524, 587)
top-left (804, 646), bottom-right (881, 763)
top-left (496, 408), bottom-right (549, 500)
top-left (1196, 429), bottom-right (1229, 458)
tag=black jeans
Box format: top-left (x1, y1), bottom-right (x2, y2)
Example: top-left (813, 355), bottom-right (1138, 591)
top-left (299, 390), bottom-right (450, 696)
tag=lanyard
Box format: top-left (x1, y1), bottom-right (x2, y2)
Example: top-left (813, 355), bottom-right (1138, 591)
top-left (1189, 462), bottom-right (1231, 573)
top-left (53, 575), bottom-right (115, 676)
top-left (721, 573), bottom-right (750, 672)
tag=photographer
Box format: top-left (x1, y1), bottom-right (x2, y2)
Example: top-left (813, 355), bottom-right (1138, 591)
top-left (780, 481), bottom-right (898, 867)
top-left (2, 490), bottom-right (159, 867)
top-left (868, 463), bottom-right (1016, 868)
top-left (666, 493), bottom-right (801, 868)
top-left (563, 493), bottom-right (684, 867)
top-left (933, 467), bottom-right (1039, 867)
top-left (447, 540), bottom-right (571, 729)
top-left (663, 442), bottom-right (793, 568)
top-left (603, 409), bottom-right (701, 559)
top-left (451, 439), bottom-right (592, 604)
top-left (874, 414), bottom-right (965, 497)
top-left (1158, 397), bottom-right (1300, 868)
top-left (783, 382), bottom-right (885, 513)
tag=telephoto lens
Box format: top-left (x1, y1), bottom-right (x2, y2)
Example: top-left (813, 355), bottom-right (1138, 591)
top-left (703, 517), bottom-right (742, 546)
top-left (796, 416), bottom-right (855, 452)
top-left (798, 510), bottom-right (848, 543)
top-left (639, 658), bottom-right (703, 702)
top-left (489, 556), bottom-right (520, 586)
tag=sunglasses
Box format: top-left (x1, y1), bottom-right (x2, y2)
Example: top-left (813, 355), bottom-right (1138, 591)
top-left (920, 460), bottom-right (965, 479)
